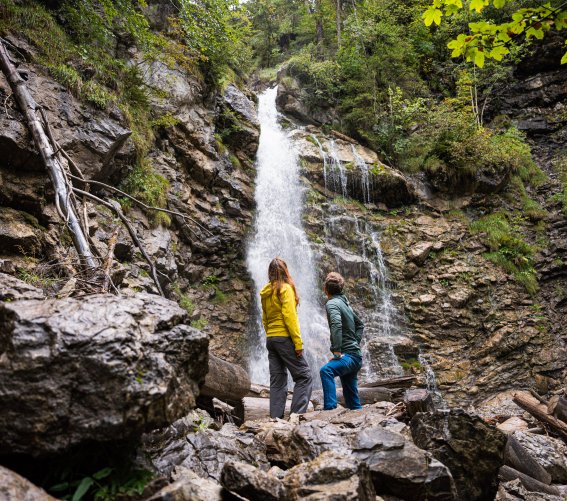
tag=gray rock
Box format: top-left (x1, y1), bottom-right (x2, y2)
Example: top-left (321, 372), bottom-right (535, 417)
top-left (0, 272), bottom-right (45, 301)
top-left (410, 409), bottom-right (507, 501)
top-left (221, 460), bottom-right (287, 501)
top-left (350, 426), bottom-right (457, 501)
top-left (407, 242), bottom-right (434, 265)
top-left (146, 467), bottom-right (223, 500)
top-left (285, 451), bottom-right (376, 500)
top-left (495, 479), bottom-right (564, 501)
top-left (513, 431), bottom-right (567, 483)
top-left (0, 465), bottom-right (57, 501)
top-left (0, 293), bottom-right (208, 456)
top-left (223, 84), bottom-right (259, 127)
top-left (141, 420), bottom-right (269, 481)
top-left (0, 62), bottom-right (133, 180)
top-left (0, 207), bottom-right (41, 253)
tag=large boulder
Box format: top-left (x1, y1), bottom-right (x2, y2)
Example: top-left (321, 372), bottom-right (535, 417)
top-left (0, 292), bottom-right (208, 456)
top-left (411, 409), bottom-right (507, 501)
top-left (351, 426), bottom-right (457, 501)
top-left (512, 431), bottom-right (567, 483)
top-left (0, 465), bottom-right (57, 501)
top-left (140, 417), bottom-right (269, 481)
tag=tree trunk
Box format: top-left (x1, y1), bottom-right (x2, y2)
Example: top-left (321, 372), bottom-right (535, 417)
top-left (242, 396), bottom-right (314, 421)
top-left (336, 0), bottom-right (341, 48)
top-left (498, 466), bottom-right (560, 496)
top-left (504, 435), bottom-right (552, 485)
top-left (404, 389), bottom-right (434, 417)
top-left (548, 394), bottom-right (567, 423)
top-left (360, 375), bottom-right (416, 389)
top-left (0, 40), bottom-right (96, 268)
top-left (200, 354), bottom-right (251, 401)
top-left (513, 391), bottom-right (567, 441)
top-left (311, 387), bottom-right (392, 408)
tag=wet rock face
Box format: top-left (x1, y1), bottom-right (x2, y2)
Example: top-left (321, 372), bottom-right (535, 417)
top-left (0, 465), bottom-right (57, 501)
top-left (411, 409), bottom-right (507, 501)
top-left (0, 62), bottom-right (133, 181)
top-left (0, 291), bottom-right (208, 456)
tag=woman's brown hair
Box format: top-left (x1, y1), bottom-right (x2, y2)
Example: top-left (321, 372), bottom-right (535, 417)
top-left (268, 257), bottom-right (300, 306)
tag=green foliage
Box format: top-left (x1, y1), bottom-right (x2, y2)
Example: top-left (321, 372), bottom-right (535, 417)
top-left (172, 283), bottom-right (196, 316)
top-left (50, 466), bottom-right (152, 501)
top-left (119, 160), bottom-right (171, 226)
top-left (400, 357), bottom-right (423, 372)
top-left (470, 212), bottom-right (538, 294)
top-left (177, 0), bottom-right (253, 80)
top-left (202, 275), bottom-right (220, 286)
top-left (150, 112), bottom-right (181, 129)
top-left (423, 0), bottom-right (567, 67)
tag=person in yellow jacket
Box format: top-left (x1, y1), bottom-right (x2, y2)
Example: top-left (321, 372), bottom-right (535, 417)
top-left (260, 257), bottom-right (313, 418)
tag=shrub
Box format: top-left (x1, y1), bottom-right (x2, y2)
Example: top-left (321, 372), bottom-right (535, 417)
top-left (470, 212), bottom-right (538, 295)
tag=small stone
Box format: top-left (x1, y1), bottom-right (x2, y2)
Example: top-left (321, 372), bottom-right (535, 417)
top-left (496, 417), bottom-right (529, 434)
top-left (407, 242), bottom-right (434, 265)
top-left (419, 294), bottom-right (436, 305)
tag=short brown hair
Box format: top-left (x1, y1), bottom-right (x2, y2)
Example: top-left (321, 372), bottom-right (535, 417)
top-left (324, 272), bottom-right (344, 295)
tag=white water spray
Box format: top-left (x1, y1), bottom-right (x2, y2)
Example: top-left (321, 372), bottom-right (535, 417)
top-left (246, 87), bottom-right (329, 385)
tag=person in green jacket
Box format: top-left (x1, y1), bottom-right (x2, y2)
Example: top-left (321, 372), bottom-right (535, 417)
top-left (260, 257), bottom-right (313, 418)
top-left (320, 272), bottom-right (364, 410)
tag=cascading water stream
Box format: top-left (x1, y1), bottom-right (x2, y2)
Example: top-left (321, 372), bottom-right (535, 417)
top-left (246, 87), bottom-right (329, 385)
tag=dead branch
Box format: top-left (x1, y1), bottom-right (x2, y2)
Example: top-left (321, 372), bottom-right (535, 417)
top-left (0, 39), bottom-right (96, 268)
top-left (102, 227), bottom-right (119, 293)
top-left (73, 188), bottom-right (164, 296)
top-left (66, 172), bottom-right (212, 237)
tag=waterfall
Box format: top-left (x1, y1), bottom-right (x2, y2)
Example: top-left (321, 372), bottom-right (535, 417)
top-left (246, 87), bottom-right (329, 385)
top-left (317, 140), bottom-right (404, 379)
top-left (351, 145), bottom-right (372, 205)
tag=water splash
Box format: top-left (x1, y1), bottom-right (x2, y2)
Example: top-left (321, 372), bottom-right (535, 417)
top-left (327, 139), bottom-right (348, 197)
top-left (246, 87), bottom-right (329, 385)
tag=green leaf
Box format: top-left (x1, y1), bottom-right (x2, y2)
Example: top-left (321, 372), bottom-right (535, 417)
top-left (490, 45), bottom-right (509, 61)
top-left (92, 467), bottom-right (113, 480)
top-left (561, 51), bottom-right (567, 65)
top-left (72, 478), bottom-right (94, 501)
top-left (470, 0), bottom-right (487, 13)
top-left (423, 7), bottom-right (443, 26)
top-left (493, 0), bottom-right (506, 7)
top-left (50, 482), bottom-right (70, 492)
top-left (474, 49), bottom-right (485, 67)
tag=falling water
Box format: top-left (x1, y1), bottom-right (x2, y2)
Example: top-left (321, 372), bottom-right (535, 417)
top-left (351, 145), bottom-right (372, 204)
top-left (246, 87), bottom-right (329, 385)
top-left (418, 353), bottom-right (448, 409)
top-left (327, 140), bottom-right (348, 197)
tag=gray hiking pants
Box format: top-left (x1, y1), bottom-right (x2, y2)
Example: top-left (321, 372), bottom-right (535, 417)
top-left (267, 336), bottom-right (313, 419)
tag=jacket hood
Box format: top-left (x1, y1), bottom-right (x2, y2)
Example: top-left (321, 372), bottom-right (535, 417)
top-left (260, 283), bottom-right (273, 298)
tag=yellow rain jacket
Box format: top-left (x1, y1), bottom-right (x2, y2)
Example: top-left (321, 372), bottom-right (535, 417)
top-left (260, 282), bottom-right (303, 350)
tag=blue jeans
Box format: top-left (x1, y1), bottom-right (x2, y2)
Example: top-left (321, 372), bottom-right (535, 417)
top-left (319, 353), bottom-right (363, 410)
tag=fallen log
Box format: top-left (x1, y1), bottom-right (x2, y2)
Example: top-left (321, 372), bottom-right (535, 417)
top-left (404, 389), bottom-right (434, 417)
top-left (330, 129), bottom-right (358, 144)
top-left (311, 386), bottom-right (392, 408)
top-left (0, 39), bottom-right (96, 268)
top-left (504, 435), bottom-right (552, 485)
top-left (513, 391), bottom-right (567, 441)
top-left (498, 466), bottom-right (560, 496)
top-left (201, 355), bottom-right (251, 402)
top-left (360, 376), bottom-right (416, 389)
top-left (242, 396), bottom-right (313, 421)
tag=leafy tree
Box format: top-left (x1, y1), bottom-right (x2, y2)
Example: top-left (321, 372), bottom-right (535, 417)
top-left (422, 0), bottom-right (567, 66)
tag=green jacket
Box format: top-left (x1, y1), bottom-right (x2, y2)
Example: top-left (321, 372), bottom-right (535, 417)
top-left (325, 294), bottom-right (364, 357)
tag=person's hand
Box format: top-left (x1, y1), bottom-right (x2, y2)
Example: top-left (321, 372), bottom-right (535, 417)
top-left (329, 352), bottom-right (343, 361)
top-left (295, 349), bottom-right (303, 358)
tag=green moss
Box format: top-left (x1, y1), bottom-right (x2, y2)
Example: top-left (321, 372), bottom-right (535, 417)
top-left (150, 112), bottom-right (180, 129)
top-left (229, 153), bottom-right (241, 169)
top-left (191, 317), bottom-right (208, 330)
top-left (119, 160), bottom-right (171, 226)
top-left (400, 357), bottom-right (422, 372)
top-left (470, 212), bottom-right (538, 295)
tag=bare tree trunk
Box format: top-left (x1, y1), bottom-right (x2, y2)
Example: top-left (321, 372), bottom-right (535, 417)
top-left (0, 40), bottom-right (96, 269)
